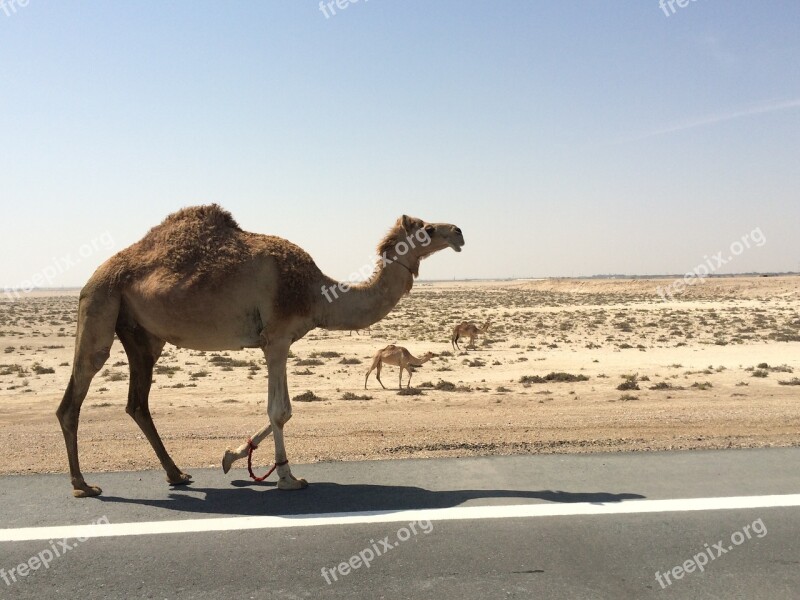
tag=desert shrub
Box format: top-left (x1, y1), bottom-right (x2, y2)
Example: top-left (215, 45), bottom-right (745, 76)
top-left (295, 358), bottom-right (324, 366)
top-left (155, 365), bottom-right (181, 376)
top-left (342, 392), bottom-right (373, 400)
top-left (209, 356), bottom-right (254, 368)
top-left (521, 372), bottom-right (589, 384)
top-left (293, 390), bottom-right (325, 402)
top-left (617, 374), bottom-right (640, 391)
top-left (397, 388), bottom-right (423, 396)
top-left (311, 351), bottom-right (341, 359)
top-left (339, 357), bottom-right (362, 365)
top-left (649, 382), bottom-right (684, 391)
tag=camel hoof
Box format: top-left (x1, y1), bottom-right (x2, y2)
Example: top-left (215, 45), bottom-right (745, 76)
top-left (222, 448), bottom-right (237, 474)
top-left (72, 484), bottom-right (102, 498)
top-left (278, 477), bottom-right (308, 490)
top-left (167, 472), bottom-right (193, 486)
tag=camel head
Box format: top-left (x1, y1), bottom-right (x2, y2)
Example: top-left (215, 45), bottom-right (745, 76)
top-left (412, 351), bottom-right (437, 367)
top-left (395, 215), bottom-right (464, 259)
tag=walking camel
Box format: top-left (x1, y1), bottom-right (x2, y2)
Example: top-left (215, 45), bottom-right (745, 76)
top-left (364, 345), bottom-right (436, 390)
top-left (451, 319), bottom-right (492, 351)
top-left (57, 205), bottom-right (464, 497)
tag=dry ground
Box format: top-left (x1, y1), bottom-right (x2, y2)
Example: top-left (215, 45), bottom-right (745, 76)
top-left (1, 276), bottom-right (799, 476)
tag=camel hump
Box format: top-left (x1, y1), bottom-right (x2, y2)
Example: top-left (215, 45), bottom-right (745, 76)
top-left (106, 204), bottom-right (252, 288)
top-left (146, 204), bottom-right (242, 239)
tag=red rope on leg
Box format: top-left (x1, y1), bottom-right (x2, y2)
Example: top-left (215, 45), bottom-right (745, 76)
top-left (246, 438), bottom-right (289, 482)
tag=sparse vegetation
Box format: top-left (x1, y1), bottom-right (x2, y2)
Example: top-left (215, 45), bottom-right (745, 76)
top-left (649, 382), bottom-right (684, 391)
top-left (293, 390), bottom-right (325, 402)
top-left (397, 387), bottom-right (423, 396)
top-left (617, 374), bottom-right (641, 391)
top-left (295, 358), bottom-right (324, 367)
top-left (341, 392), bottom-right (373, 400)
top-left (691, 381), bottom-right (713, 390)
top-left (155, 365), bottom-right (181, 377)
top-left (339, 357), bottom-right (362, 365)
top-left (520, 372), bottom-right (589, 384)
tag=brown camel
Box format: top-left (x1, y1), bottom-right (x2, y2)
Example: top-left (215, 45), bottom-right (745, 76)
top-left (57, 205), bottom-right (464, 497)
top-left (451, 319), bottom-right (491, 351)
top-left (364, 345), bottom-right (435, 390)
top-left (348, 327), bottom-right (372, 336)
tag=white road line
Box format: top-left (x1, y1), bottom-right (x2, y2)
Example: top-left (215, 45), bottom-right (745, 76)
top-left (2, 494), bottom-right (799, 542)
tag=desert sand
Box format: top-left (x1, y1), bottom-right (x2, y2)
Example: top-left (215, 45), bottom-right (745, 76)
top-left (1, 276), bottom-right (798, 476)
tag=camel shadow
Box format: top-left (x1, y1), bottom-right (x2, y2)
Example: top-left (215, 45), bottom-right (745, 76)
top-left (97, 481), bottom-right (645, 517)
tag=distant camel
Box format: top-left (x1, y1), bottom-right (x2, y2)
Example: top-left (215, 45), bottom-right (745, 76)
top-left (57, 205), bottom-right (463, 497)
top-left (365, 345), bottom-right (435, 389)
top-left (348, 327), bottom-right (372, 336)
top-left (451, 319), bottom-right (491, 351)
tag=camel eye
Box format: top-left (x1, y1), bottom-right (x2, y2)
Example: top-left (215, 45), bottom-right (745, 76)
top-left (424, 225), bottom-right (435, 235)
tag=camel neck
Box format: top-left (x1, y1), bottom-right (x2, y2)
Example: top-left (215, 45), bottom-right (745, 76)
top-left (315, 260), bottom-right (415, 331)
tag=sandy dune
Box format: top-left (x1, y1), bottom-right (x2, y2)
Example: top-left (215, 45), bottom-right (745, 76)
top-left (1, 276), bottom-right (798, 476)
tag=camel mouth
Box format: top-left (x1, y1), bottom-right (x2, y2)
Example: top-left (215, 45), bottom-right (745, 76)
top-left (449, 240), bottom-right (464, 252)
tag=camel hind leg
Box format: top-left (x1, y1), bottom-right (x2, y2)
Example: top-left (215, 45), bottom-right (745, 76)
top-left (452, 333), bottom-right (461, 352)
top-left (365, 354), bottom-right (386, 389)
top-left (404, 365), bottom-right (414, 389)
top-left (116, 312), bottom-right (192, 486)
top-left (56, 284), bottom-right (120, 498)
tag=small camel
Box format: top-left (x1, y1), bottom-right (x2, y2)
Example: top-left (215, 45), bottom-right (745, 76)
top-left (348, 327), bottom-right (371, 336)
top-left (57, 205), bottom-right (463, 497)
top-left (451, 319), bottom-right (492, 351)
top-left (364, 345), bottom-right (435, 390)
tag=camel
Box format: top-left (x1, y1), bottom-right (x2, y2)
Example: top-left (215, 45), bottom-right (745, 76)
top-left (57, 205), bottom-right (464, 497)
top-left (364, 345), bottom-right (435, 390)
top-left (348, 327), bottom-right (371, 336)
top-left (451, 318), bottom-right (491, 351)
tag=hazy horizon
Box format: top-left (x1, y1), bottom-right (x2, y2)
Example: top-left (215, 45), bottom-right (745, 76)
top-left (2, 2), bottom-right (798, 288)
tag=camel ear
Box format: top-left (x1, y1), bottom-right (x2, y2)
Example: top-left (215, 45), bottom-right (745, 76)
top-left (400, 215), bottom-right (422, 234)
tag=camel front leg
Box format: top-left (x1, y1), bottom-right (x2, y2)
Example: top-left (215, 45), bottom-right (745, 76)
top-left (375, 362), bottom-right (386, 389)
top-left (267, 344), bottom-right (307, 490)
top-left (222, 422), bottom-right (272, 474)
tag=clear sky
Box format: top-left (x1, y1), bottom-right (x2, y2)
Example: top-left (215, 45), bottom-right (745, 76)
top-left (2, 1), bottom-right (799, 288)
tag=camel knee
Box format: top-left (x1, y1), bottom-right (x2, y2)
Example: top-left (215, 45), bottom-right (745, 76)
top-left (268, 408), bottom-right (292, 428)
top-left (90, 347), bottom-right (111, 371)
top-left (125, 404), bottom-right (151, 424)
top-left (56, 406), bottom-right (78, 431)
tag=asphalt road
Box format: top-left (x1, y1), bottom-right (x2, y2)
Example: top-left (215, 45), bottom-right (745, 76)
top-left (1, 449), bottom-right (799, 599)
